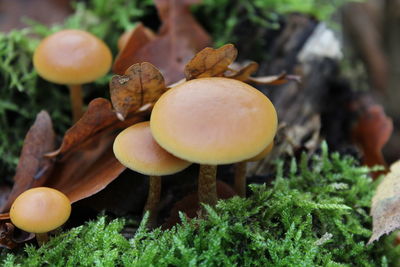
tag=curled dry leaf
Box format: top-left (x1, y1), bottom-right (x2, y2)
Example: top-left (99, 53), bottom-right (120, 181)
top-left (1, 98), bottom-right (146, 213)
top-left (44, 98), bottom-right (145, 203)
top-left (352, 104), bottom-right (393, 178)
top-left (226, 61), bottom-right (259, 82)
top-left (369, 160), bottom-right (400, 244)
top-left (113, 0), bottom-right (211, 84)
top-left (0, 214), bottom-right (35, 249)
top-left (0, 222), bottom-right (17, 249)
top-left (184, 44), bottom-right (238, 80)
top-left (113, 23), bottom-right (156, 74)
top-left (1, 111), bottom-right (55, 211)
top-left (247, 72), bottom-right (298, 85)
top-left (110, 62), bottom-right (166, 120)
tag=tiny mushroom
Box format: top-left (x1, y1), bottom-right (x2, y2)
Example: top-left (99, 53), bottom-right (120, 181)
top-left (150, 77), bottom-right (277, 207)
top-left (33, 29), bottom-right (112, 122)
top-left (10, 187), bottom-right (71, 246)
top-left (234, 142), bottom-right (274, 197)
top-left (113, 121), bottom-right (191, 226)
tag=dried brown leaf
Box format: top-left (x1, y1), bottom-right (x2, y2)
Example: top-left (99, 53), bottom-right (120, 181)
top-left (0, 213), bottom-right (9, 220)
top-left (352, 104), bottom-right (393, 177)
top-left (113, 23), bottom-right (156, 74)
top-left (110, 63), bottom-right (166, 120)
top-left (1, 111), bottom-right (56, 212)
top-left (44, 135), bottom-right (132, 203)
top-left (44, 98), bottom-right (145, 203)
top-left (226, 62), bottom-right (259, 82)
top-left (112, 0), bottom-right (212, 84)
top-left (369, 160), bottom-right (400, 244)
top-left (47, 98), bottom-right (133, 157)
top-left (184, 44), bottom-right (238, 80)
top-left (247, 72), bottom-right (295, 85)
top-left (0, 222), bottom-right (17, 249)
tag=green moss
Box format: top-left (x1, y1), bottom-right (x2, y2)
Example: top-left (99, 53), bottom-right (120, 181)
top-left (2, 144), bottom-right (399, 266)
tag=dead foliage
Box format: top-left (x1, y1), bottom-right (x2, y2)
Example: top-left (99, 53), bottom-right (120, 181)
top-left (110, 62), bottom-right (166, 120)
top-left (113, 0), bottom-right (212, 84)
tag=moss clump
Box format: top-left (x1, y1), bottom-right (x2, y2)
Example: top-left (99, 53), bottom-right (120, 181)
top-left (2, 144), bottom-right (399, 266)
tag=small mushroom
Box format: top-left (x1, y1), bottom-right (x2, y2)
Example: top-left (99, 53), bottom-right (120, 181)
top-left (150, 77), bottom-right (277, 207)
top-left (113, 121), bottom-right (191, 227)
top-left (234, 142), bottom-right (274, 197)
top-left (33, 29), bottom-right (112, 122)
top-left (9, 187), bottom-right (71, 246)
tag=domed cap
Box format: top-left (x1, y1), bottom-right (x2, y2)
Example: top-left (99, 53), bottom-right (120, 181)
top-left (33, 29), bottom-right (112, 85)
top-left (113, 121), bottom-right (191, 176)
top-left (150, 77), bottom-right (277, 164)
top-left (10, 187), bottom-right (71, 233)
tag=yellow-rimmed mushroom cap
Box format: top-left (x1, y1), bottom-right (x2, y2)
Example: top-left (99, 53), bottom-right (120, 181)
top-left (150, 77), bottom-right (277, 164)
top-left (10, 187), bottom-right (71, 234)
top-left (33, 29), bottom-right (112, 85)
top-left (113, 121), bottom-right (191, 176)
top-left (247, 142), bottom-right (274, 162)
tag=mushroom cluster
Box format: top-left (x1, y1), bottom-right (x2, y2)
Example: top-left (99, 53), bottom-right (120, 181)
top-left (113, 75), bottom-right (277, 218)
top-left (149, 77), bottom-right (277, 206)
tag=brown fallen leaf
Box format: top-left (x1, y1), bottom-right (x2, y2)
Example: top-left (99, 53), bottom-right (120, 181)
top-left (226, 61), bottom-right (259, 82)
top-left (0, 215), bottom-right (35, 249)
top-left (1, 98), bottom-right (146, 212)
top-left (352, 104), bottom-right (393, 178)
top-left (369, 160), bottom-right (400, 244)
top-left (0, 213), bottom-right (9, 220)
top-left (113, 0), bottom-right (212, 84)
top-left (185, 44), bottom-right (238, 80)
top-left (113, 23), bottom-right (156, 74)
top-left (1, 111), bottom-right (56, 211)
top-left (0, 222), bottom-right (17, 249)
top-left (247, 73), bottom-right (299, 85)
top-left (43, 98), bottom-right (145, 203)
top-left (110, 63), bottom-right (166, 120)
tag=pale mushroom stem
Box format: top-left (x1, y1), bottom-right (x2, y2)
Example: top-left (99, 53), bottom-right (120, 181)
top-left (144, 176), bottom-right (161, 227)
top-left (234, 161), bottom-right (247, 197)
top-left (68, 84), bottom-right (84, 123)
top-left (35, 233), bottom-right (49, 246)
top-left (198, 165), bottom-right (218, 207)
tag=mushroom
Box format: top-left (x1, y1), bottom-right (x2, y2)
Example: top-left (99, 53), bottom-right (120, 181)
top-left (150, 77), bottom-right (277, 207)
top-left (9, 187), bottom-right (71, 246)
top-left (33, 29), bottom-right (112, 122)
top-left (113, 121), bottom-right (191, 226)
top-left (234, 142), bottom-right (274, 197)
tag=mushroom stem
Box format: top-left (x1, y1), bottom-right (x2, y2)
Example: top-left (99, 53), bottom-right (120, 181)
top-left (68, 84), bottom-right (84, 123)
top-left (198, 165), bottom-right (218, 207)
top-left (144, 175), bottom-right (161, 227)
top-left (234, 161), bottom-right (247, 197)
top-left (35, 233), bottom-right (49, 246)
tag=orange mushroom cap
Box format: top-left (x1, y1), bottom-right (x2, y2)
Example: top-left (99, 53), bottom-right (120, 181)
top-left (10, 187), bottom-right (71, 234)
top-left (150, 77), bottom-right (277, 164)
top-left (33, 29), bottom-right (112, 85)
top-left (113, 121), bottom-right (191, 176)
